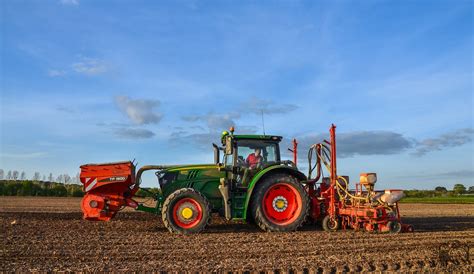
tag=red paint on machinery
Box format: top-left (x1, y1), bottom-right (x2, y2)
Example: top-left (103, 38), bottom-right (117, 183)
top-left (79, 161), bottom-right (138, 221)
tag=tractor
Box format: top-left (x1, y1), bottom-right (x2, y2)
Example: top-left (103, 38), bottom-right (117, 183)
top-left (80, 124), bottom-right (413, 234)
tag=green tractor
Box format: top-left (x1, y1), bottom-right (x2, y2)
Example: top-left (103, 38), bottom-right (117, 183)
top-left (80, 128), bottom-right (310, 234)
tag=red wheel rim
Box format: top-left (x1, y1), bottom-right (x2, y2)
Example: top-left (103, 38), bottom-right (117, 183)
top-left (262, 183), bottom-right (302, 225)
top-left (172, 198), bottom-right (203, 229)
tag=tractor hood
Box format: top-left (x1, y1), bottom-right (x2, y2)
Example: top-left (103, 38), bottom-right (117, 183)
top-left (164, 163), bottom-right (220, 172)
top-left (154, 164), bottom-right (224, 197)
top-left (160, 163), bottom-right (222, 182)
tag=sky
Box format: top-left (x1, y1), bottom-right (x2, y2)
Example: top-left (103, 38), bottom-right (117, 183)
top-left (0, 0), bottom-right (473, 189)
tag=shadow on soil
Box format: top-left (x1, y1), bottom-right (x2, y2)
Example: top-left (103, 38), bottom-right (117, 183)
top-left (204, 216), bottom-right (474, 233)
top-left (403, 216), bottom-right (474, 232)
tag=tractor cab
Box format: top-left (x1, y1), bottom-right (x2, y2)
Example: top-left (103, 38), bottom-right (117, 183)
top-left (215, 129), bottom-right (306, 222)
top-left (220, 129), bottom-right (283, 187)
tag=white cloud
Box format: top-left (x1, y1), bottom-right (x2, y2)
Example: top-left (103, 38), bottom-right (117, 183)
top-left (60, 0), bottom-right (79, 5)
top-left (284, 128), bottom-right (473, 159)
top-left (413, 128), bottom-right (474, 156)
top-left (396, 170), bottom-right (474, 180)
top-left (114, 128), bottom-right (155, 139)
top-left (72, 58), bottom-right (107, 75)
top-left (286, 130), bottom-right (413, 159)
top-left (180, 96), bottom-right (298, 133)
top-left (48, 69), bottom-right (67, 77)
top-left (115, 96), bottom-right (163, 125)
top-left (47, 57), bottom-right (107, 77)
top-left (182, 112), bottom-right (240, 130)
top-left (240, 97), bottom-right (298, 115)
top-left (55, 105), bottom-right (75, 113)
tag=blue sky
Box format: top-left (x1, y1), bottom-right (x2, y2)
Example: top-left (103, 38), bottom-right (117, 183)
top-left (1, 0), bottom-right (472, 189)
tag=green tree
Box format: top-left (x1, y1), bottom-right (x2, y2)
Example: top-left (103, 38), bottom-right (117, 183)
top-left (19, 181), bottom-right (34, 196)
top-left (51, 184), bottom-right (68, 196)
top-left (71, 187), bottom-right (84, 197)
top-left (435, 186), bottom-right (447, 192)
top-left (5, 181), bottom-right (21, 195)
top-left (453, 184), bottom-right (466, 195)
top-left (32, 183), bottom-right (43, 196)
top-left (468, 186), bottom-right (474, 194)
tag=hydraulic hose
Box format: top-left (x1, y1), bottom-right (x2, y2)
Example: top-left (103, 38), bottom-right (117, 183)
top-left (311, 143), bottom-right (370, 203)
top-left (307, 144), bottom-right (317, 179)
top-left (335, 176), bottom-right (369, 202)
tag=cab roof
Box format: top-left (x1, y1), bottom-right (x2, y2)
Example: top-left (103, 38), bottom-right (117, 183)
top-left (233, 135), bottom-right (282, 142)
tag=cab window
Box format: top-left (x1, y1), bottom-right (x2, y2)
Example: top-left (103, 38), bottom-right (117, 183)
top-left (236, 140), bottom-right (279, 167)
top-left (225, 154), bottom-right (234, 166)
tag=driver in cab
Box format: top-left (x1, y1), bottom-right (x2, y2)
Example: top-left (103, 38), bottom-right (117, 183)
top-left (246, 148), bottom-right (263, 169)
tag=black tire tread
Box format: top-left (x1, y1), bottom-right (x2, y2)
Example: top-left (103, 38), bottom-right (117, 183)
top-left (161, 188), bottom-right (211, 234)
top-left (250, 173), bottom-right (310, 232)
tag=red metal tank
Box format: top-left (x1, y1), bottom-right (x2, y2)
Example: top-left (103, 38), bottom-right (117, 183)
top-left (79, 161), bottom-right (138, 221)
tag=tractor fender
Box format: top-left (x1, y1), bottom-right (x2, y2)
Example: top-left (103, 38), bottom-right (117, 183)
top-left (243, 165), bottom-right (307, 220)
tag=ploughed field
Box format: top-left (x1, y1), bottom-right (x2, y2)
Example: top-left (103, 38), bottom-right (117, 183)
top-left (1, 197), bottom-right (473, 272)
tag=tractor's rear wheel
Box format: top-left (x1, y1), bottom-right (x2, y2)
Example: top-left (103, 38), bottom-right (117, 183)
top-left (250, 173), bottom-right (309, 232)
top-left (162, 188), bottom-right (211, 234)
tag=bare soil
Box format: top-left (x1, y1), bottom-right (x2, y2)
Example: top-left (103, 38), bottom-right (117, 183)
top-left (1, 197), bottom-right (473, 272)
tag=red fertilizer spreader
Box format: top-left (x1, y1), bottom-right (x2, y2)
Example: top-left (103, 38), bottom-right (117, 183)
top-left (79, 161), bottom-right (138, 221)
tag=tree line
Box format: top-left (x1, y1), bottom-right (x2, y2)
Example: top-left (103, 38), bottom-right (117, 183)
top-left (0, 169), bottom-right (80, 184)
top-left (0, 169), bottom-right (83, 197)
top-left (404, 184), bottom-right (473, 198)
top-left (0, 180), bottom-right (471, 198)
top-left (0, 180), bottom-right (84, 197)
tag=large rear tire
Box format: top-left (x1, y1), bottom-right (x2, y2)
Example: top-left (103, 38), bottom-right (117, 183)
top-left (162, 188), bottom-right (211, 234)
top-left (250, 173), bottom-right (309, 232)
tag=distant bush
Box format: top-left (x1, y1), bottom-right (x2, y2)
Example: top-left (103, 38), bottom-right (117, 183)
top-left (453, 183), bottom-right (467, 195)
top-left (404, 185), bottom-right (472, 198)
top-left (404, 190), bottom-right (438, 198)
top-left (400, 196), bottom-right (474, 204)
top-left (435, 186), bottom-right (447, 193)
top-left (0, 180), bottom-right (84, 197)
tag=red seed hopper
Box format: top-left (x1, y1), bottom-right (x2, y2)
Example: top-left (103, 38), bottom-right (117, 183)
top-left (79, 161), bottom-right (139, 221)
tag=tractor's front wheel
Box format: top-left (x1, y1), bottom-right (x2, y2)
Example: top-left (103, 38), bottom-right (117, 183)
top-left (162, 188), bottom-right (211, 234)
top-left (251, 174), bottom-right (309, 232)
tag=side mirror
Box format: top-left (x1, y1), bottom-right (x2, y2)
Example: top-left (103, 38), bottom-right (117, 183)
top-left (212, 143), bottom-right (220, 164)
top-left (225, 136), bottom-right (233, 155)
